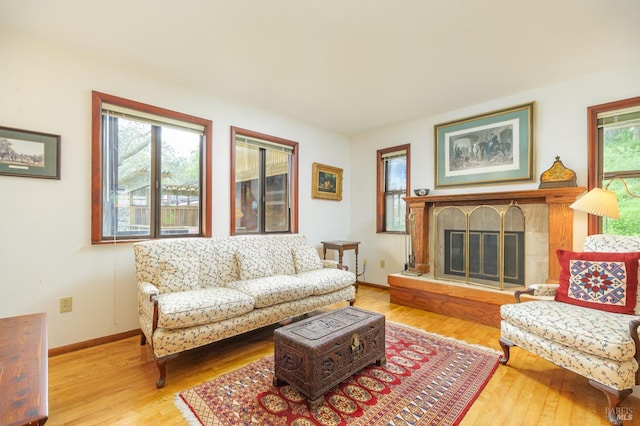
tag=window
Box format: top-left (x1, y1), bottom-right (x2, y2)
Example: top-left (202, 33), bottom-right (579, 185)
top-left (231, 127), bottom-right (298, 235)
top-left (588, 97), bottom-right (640, 236)
top-left (377, 144), bottom-right (410, 233)
top-left (91, 91), bottom-right (212, 243)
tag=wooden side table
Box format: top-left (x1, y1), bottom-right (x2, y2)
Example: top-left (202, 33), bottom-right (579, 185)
top-left (321, 240), bottom-right (360, 286)
top-left (0, 313), bottom-right (48, 426)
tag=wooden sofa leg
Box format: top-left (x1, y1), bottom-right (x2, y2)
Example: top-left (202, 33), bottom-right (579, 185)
top-left (349, 298), bottom-right (356, 306)
top-left (589, 380), bottom-right (633, 426)
top-left (155, 354), bottom-right (178, 389)
top-left (140, 332), bottom-right (146, 345)
top-left (498, 337), bottom-right (515, 365)
top-left (278, 318), bottom-right (293, 326)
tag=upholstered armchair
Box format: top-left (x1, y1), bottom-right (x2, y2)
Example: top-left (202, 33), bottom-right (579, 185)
top-left (499, 234), bottom-right (640, 425)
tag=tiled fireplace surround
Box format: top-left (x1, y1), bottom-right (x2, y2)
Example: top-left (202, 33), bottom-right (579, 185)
top-left (388, 187), bottom-right (586, 327)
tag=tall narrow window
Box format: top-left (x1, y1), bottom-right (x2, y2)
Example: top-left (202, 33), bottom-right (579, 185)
top-left (231, 127), bottom-right (298, 235)
top-left (91, 91), bottom-right (212, 243)
top-left (377, 144), bottom-right (410, 233)
top-left (588, 97), bottom-right (640, 236)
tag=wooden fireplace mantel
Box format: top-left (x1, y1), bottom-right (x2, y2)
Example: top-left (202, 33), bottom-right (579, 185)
top-left (403, 186), bottom-right (586, 282)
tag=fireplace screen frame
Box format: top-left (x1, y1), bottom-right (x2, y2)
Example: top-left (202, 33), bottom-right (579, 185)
top-left (433, 203), bottom-right (525, 290)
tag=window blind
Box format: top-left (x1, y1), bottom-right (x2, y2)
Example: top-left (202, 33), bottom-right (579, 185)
top-left (235, 135), bottom-right (293, 153)
top-left (101, 102), bottom-right (205, 134)
top-left (381, 149), bottom-right (407, 160)
top-left (597, 106), bottom-right (640, 128)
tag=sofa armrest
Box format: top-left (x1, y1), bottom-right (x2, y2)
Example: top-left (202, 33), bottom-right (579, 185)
top-left (529, 283), bottom-right (559, 297)
top-left (514, 284), bottom-right (559, 302)
top-left (138, 281), bottom-right (160, 335)
top-left (322, 259), bottom-right (349, 271)
top-left (514, 288), bottom-right (534, 302)
top-left (139, 281), bottom-right (159, 298)
top-left (629, 319), bottom-right (640, 385)
top-left (322, 259), bottom-right (338, 268)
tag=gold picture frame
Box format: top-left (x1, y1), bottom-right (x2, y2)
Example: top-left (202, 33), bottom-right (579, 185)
top-left (312, 162), bottom-right (342, 201)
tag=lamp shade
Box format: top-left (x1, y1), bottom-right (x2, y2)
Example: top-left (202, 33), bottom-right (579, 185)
top-left (569, 187), bottom-right (620, 219)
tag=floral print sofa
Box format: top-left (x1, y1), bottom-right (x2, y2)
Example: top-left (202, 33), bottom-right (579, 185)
top-left (133, 234), bottom-right (356, 388)
top-left (499, 234), bottom-right (640, 426)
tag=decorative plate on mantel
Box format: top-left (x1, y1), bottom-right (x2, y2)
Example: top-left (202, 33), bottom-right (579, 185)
top-left (539, 156), bottom-right (577, 188)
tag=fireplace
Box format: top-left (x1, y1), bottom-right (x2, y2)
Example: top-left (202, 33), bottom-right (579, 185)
top-left (387, 187), bottom-right (586, 328)
top-left (434, 204), bottom-right (526, 289)
top-left (443, 229), bottom-right (525, 285)
top-left (402, 187), bottom-right (585, 284)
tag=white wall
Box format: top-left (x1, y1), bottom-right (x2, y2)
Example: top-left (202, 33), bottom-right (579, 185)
top-left (0, 29), bottom-right (352, 348)
top-left (351, 58), bottom-right (640, 286)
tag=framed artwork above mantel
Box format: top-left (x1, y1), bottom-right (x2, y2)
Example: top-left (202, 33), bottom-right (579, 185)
top-left (434, 102), bottom-right (535, 188)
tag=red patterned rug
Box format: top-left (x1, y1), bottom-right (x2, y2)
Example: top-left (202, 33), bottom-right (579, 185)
top-left (176, 322), bottom-right (500, 425)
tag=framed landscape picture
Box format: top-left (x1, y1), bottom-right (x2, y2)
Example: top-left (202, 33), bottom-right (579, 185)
top-left (434, 102), bottom-right (534, 188)
top-left (0, 126), bottom-right (61, 179)
top-left (312, 162), bottom-right (342, 201)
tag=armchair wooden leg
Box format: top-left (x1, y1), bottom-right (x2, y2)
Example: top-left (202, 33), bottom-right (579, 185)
top-left (498, 337), bottom-right (515, 365)
top-left (589, 380), bottom-right (633, 426)
top-left (155, 354), bottom-right (178, 389)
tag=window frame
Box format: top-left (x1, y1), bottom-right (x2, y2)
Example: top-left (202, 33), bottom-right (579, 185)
top-left (587, 96), bottom-right (640, 235)
top-left (91, 91), bottom-right (212, 244)
top-left (230, 126), bottom-right (298, 235)
top-left (376, 144), bottom-right (411, 234)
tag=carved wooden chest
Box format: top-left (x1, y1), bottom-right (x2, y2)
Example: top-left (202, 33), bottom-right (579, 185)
top-left (273, 306), bottom-right (386, 410)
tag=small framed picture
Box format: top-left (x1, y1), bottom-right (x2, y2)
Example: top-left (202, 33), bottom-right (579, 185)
top-left (312, 162), bottom-right (342, 201)
top-left (0, 126), bottom-right (61, 179)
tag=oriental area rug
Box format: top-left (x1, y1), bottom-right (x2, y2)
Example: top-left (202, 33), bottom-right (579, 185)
top-left (175, 322), bottom-right (500, 426)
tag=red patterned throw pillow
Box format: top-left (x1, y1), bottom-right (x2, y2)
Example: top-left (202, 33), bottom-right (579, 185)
top-left (555, 250), bottom-right (640, 314)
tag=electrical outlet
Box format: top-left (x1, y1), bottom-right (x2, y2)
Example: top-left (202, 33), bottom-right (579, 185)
top-left (363, 258), bottom-right (368, 267)
top-left (60, 297), bottom-right (72, 313)
top-left (379, 259), bottom-right (385, 269)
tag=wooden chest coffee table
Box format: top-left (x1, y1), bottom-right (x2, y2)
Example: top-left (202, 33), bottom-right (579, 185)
top-left (273, 306), bottom-right (385, 410)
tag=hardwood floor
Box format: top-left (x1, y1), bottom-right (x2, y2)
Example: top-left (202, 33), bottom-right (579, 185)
top-left (48, 285), bottom-right (640, 425)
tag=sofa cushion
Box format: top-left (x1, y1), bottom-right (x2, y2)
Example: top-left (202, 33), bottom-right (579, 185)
top-left (157, 287), bottom-right (255, 329)
top-left (296, 268), bottom-right (356, 295)
top-left (292, 246), bottom-right (323, 273)
top-left (555, 249), bottom-right (640, 314)
top-left (156, 257), bottom-right (201, 293)
top-left (198, 239), bottom-right (240, 287)
top-left (236, 247), bottom-right (274, 280)
top-left (269, 246), bottom-right (296, 275)
top-left (227, 275), bottom-right (313, 308)
top-left (501, 300), bottom-right (640, 362)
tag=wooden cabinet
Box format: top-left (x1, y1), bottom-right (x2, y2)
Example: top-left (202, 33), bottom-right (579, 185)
top-left (0, 313), bottom-right (48, 426)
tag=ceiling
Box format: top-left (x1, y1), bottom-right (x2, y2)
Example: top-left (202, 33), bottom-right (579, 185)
top-left (1, 0), bottom-right (638, 136)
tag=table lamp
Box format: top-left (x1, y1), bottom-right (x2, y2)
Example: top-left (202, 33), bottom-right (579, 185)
top-left (570, 177), bottom-right (639, 219)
